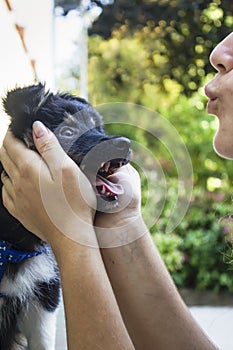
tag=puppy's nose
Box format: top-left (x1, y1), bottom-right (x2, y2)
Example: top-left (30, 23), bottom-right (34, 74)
top-left (112, 137), bottom-right (131, 152)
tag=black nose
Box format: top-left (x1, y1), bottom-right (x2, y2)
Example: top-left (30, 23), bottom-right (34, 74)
top-left (112, 137), bottom-right (131, 153)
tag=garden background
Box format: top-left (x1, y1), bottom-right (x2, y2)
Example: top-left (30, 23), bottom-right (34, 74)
top-left (56, 0), bottom-right (233, 294)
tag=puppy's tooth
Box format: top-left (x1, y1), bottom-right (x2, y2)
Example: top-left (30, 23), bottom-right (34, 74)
top-left (101, 186), bottom-right (106, 194)
top-left (104, 161), bottom-right (110, 172)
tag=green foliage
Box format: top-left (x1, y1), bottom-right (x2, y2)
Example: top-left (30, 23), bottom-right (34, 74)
top-left (88, 35), bottom-right (152, 104)
top-left (87, 35), bottom-right (233, 191)
top-left (176, 203), bottom-right (232, 292)
top-left (146, 175), bottom-right (233, 292)
top-left (87, 32), bottom-right (185, 105)
top-left (63, 1), bottom-right (233, 292)
top-left (84, 31), bottom-right (233, 291)
top-left (90, 0), bottom-right (233, 95)
top-left (152, 232), bottom-right (184, 274)
top-left (159, 95), bottom-right (233, 189)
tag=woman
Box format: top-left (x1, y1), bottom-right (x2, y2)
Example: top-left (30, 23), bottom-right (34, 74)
top-left (205, 32), bottom-right (233, 160)
top-left (1, 32), bottom-right (229, 350)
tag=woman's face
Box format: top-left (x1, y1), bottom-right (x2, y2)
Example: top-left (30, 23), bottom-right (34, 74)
top-left (205, 32), bottom-right (233, 159)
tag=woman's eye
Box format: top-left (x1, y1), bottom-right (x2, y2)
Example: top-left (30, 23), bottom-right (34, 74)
top-left (60, 127), bottom-right (76, 137)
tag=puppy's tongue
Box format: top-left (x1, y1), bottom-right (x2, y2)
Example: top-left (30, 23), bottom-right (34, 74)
top-left (96, 175), bottom-right (124, 195)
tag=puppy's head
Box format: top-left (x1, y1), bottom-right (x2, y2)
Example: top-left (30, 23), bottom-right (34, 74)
top-left (2, 83), bottom-right (131, 211)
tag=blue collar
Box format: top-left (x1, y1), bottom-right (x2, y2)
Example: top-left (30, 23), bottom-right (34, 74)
top-left (0, 240), bottom-right (44, 297)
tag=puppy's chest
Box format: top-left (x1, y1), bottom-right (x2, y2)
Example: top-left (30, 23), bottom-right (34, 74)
top-left (0, 253), bottom-right (57, 300)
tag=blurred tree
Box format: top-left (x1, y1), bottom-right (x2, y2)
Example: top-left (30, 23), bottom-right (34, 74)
top-left (90, 0), bottom-right (233, 95)
top-left (66, 0), bottom-right (233, 190)
top-left (59, 0), bottom-right (233, 292)
top-left (84, 33), bottom-right (233, 190)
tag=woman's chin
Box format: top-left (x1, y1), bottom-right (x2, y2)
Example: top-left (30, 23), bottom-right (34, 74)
top-left (213, 132), bottom-right (233, 160)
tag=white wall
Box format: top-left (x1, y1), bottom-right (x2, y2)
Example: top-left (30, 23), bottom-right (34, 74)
top-left (0, 0), bottom-right (54, 145)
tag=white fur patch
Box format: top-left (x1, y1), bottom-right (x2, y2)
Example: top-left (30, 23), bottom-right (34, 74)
top-left (19, 302), bottom-right (57, 350)
top-left (0, 252), bottom-right (58, 303)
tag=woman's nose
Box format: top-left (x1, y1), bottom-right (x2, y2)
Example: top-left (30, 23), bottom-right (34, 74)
top-left (209, 32), bottom-right (233, 73)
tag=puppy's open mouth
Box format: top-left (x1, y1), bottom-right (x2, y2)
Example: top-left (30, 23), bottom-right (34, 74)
top-left (95, 159), bottom-right (128, 203)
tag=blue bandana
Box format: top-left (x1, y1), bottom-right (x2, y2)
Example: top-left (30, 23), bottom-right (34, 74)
top-left (0, 240), bottom-right (44, 297)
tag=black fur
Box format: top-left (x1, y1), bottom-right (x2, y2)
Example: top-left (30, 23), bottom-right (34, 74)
top-left (0, 297), bottom-right (23, 349)
top-left (0, 83), bottom-right (131, 349)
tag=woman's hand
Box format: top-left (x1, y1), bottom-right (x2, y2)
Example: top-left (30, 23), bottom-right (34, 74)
top-left (94, 164), bottom-right (145, 247)
top-left (0, 121), bottom-right (96, 245)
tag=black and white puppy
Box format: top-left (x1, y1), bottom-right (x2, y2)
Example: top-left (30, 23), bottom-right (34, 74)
top-left (0, 83), bottom-right (131, 350)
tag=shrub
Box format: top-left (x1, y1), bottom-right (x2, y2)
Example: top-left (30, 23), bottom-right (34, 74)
top-left (143, 173), bottom-right (233, 292)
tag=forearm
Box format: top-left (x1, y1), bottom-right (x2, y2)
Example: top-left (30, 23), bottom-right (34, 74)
top-left (51, 228), bottom-right (134, 350)
top-left (97, 217), bottom-right (217, 350)
top-left (0, 128), bottom-right (134, 349)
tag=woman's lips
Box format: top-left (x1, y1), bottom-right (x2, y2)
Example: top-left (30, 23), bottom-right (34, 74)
top-left (204, 86), bottom-right (218, 114)
top-left (204, 86), bottom-right (217, 101)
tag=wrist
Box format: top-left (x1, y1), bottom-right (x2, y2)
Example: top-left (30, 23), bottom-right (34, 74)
top-left (95, 205), bottom-right (141, 227)
top-left (47, 219), bottom-right (99, 256)
top-left (94, 212), bottom-right (148, 248)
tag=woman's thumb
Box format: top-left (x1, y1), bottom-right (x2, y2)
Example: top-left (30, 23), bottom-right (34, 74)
top-left (32, 121), bottom-right (67, 178)
top-left (33, 121), bottom-right (50, 140)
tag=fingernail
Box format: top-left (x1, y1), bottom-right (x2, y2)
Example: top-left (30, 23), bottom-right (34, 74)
top-left (33, 121), bottom-right (49, 139)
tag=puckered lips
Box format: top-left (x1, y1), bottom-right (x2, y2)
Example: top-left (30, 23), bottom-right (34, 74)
top-left (205, 86), bottom-right (217, 101)
top-left (204, 86), bottom-right (218, 114)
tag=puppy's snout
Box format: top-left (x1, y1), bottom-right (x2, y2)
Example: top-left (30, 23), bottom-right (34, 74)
top-left (112, 137), bottom-right (131, 153)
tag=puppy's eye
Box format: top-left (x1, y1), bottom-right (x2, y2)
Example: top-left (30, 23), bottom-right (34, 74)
top-left (59, 126), bottom-right (76, 138)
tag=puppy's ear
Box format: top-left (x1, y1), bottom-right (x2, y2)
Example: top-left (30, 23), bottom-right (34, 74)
top-left (3, 83), bottom-right (47, 118)
top-left (2, 83), bottom-right (47, 139)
